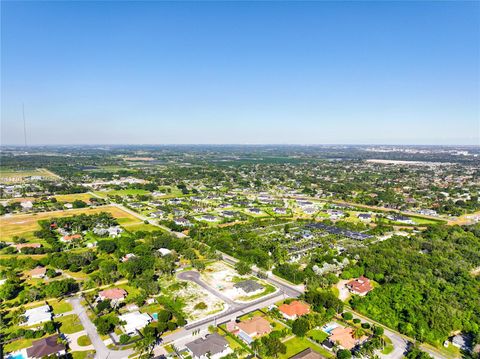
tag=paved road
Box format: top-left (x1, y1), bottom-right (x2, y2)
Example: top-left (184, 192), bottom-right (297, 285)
top-left (69, 297), bottom-right (133, 359)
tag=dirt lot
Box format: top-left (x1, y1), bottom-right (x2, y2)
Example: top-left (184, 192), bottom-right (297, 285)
top-left (176, 281), bottom-right (225, 321)
top-left (201, 262), bottom-right (274, 302)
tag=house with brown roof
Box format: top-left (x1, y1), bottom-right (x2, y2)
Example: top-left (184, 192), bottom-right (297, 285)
top-left (289, 348), bottom-right (326, 359)
top-left (14, 243), bottom-right (42, 253)
top-left (98, 288), bottom-right (128, 305)
top-left (29, 266), bottom-right (47, 279)
top-left (278, 300), bottom-right (310, 320)
top-left (346, 276), bottom-right (373, 296)
top-left (26, 334), bottom-right (66, 358)
top-left (236, 316), bottom-right (272, 343)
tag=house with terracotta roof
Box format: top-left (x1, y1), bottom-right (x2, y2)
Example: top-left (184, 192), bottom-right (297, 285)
top-left (29, 266), bottom-right (47, 279)
top-left (26, 334), bottom-right (66, 358)
top-left (278, 300), bottom-right (310, 320)
top-left (60, 233), bottom-right (82, 243)
top-left (346, 276), bottom-right (373, 296)
top-left (329, 326), bottom-right (366, 350)
top-left (98, 288), bottom-right (128, 305)
top-left (235, 316), bottom-right (272, 344)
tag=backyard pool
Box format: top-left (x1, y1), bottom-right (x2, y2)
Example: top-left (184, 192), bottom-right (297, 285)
top-left (152, 313), bottom-right (158, 321)
top-left (321, 322), bottom-right (339, 334)
top-left (7, 351), bottom-right (27, 359)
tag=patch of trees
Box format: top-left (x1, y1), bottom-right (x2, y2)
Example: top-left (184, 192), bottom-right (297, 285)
top-left (349, 224), bottom-right (480, 345)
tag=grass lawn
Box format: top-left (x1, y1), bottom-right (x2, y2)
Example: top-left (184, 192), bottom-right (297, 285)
top-left (71, 350), bottom-right (96, 359)
top-left (307, 329), bottom-right (328, 343)
top-left (56, 314), bottom-right (84, 334)
top-left (238, 283), bottom-right (277, 302)
top-left (279, 337), bottom-right (333, 359)
top-left (50, 300), bottom-right (73, 314)
top-left (4, 337), bottom-right (36, 352)
top-left (77, 335), bottom-right (92, 347)
top-left (122, 222), bottom-right (161, 232)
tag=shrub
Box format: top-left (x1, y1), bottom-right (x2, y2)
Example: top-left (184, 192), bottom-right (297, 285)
top-left (342, 312), bottom-right (353, 321)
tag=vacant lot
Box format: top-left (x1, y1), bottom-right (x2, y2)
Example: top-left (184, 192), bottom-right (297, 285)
top-left (0, 205), bottom-right (140, 241)
top-left (0, 168), bottom-right (59, 183)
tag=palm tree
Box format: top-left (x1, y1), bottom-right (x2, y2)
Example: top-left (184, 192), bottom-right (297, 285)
top-left (352, 327), bottom-right (366, 340)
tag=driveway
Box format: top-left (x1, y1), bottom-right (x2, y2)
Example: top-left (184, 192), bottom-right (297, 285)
top-left (68, 297), bottom-right (133, 359)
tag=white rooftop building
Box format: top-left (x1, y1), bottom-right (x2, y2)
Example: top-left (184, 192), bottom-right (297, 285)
top-left (24, 305), bottom-right (52, 326)
top-left (119, 311), bottom-right (152, 335)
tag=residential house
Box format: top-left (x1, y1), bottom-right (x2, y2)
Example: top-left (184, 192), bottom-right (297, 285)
top-left (387, 215), bottom-right (414, 224)
top-left (20, 201), bottom-right (34, 210)
top-left (98, 288), bottom-right (128, 305)
top-left (108, 226), bottom-right (123, 237)
top-left (274, 208), bottom-right (287, 215)
top-left (329, 326), bottom-right (365, 350)
top-left (119, 311), bottom-right (152, 335)
top-left (24, 305), bottom-right (52, 326)
top-left (157, 248), bottom-right (172, 256)
top-left (26, 334), bottom-right (66, 358)
top-left (235, 316), bottom-right (272, 344)
top-left (174, 218), bottom-right (192, 227)
top-left (60, 234), bottom-right (82, 243)
top-left (357, 213), bottom-right (371, 221)
top-left (185, 333), bottom-right (232, 359)
top-left (289, 348), bottom-right (326, 359)
top-left (121, 253), bottom-right (136, 262)
top-left (233, 280), bottom-right (264, 296)
top-left (278, 300), bottom-right (310, 320)
top-left (346, 276), bottom-right (373, 296)
top-left (150, 210), bottom-right (165, 218)
top-left (29, 266), bottom-right (47, 279)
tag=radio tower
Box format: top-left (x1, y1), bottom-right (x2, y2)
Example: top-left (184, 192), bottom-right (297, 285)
top-left (22, 103), bottom-right (27, 147)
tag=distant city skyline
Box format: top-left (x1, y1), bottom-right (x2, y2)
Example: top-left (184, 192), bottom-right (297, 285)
top-left (1, 1), bottom-right (479, 145)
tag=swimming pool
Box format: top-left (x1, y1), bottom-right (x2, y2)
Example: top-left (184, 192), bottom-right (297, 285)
top-left (322, 322), bottom-right (339, 334)
top-left (152, 313), bottom-right (158, 320)
top-left (7, 352), bottom-right (27, 359)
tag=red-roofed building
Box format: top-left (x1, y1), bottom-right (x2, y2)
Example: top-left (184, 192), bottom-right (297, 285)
top-left (98, 288), bottom-right (128, 305)
top-left (346, 276), bottom-right (373, 296)
top-left (278, 300), bottom-right (310, 320)
top-left (60, 234), bottom-right (82, 242)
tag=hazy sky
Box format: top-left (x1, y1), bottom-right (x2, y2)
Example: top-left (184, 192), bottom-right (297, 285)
top-left (1, 1), bottom-right (479, 145)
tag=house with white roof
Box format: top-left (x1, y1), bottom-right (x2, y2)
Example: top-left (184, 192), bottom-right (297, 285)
top-left (119, 311), bottom-right (152, 335)
top-left (24, 305), bottom-right (52, 326)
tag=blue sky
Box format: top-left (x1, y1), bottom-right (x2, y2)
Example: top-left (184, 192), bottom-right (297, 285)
top-left (1, 1), bottom-right (479, 145)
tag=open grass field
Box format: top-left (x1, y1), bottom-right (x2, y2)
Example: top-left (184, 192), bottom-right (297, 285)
top-left (54, 193), bottom-right (94, 202)
top-left (0, 205), bottom-right (141, 241)
top-left (0, 168), bottom-right (59, 183)
top-left (106, 189), bottom-right (150, 196)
